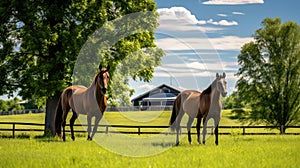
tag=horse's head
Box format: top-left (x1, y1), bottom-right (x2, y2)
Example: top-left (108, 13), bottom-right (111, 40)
top-left (95, 64), bottom-right (110, 95)
top-left (216, 72), bottom-right (227, 97)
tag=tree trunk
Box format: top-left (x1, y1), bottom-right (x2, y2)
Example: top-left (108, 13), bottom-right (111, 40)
top-left (44, 92), bottom-right (60, 136)
top-left (280, 125), bottom-right (286, 134)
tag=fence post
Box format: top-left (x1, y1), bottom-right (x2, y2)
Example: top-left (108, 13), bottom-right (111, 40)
top-left (138, 127), bottom-right (141, 135)
top-left (280, 125), bottom-right (285, 134)
top-left (242, 126), bottom-right (245, 135)
top-left (105, 125), bottom-right (109, 134)
top-left (12, 123), bottom-right (15, 138)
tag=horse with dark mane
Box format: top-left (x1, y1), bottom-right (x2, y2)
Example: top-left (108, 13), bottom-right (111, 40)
top-left (54, 65), bottom-right (110, 141)
top-left (170, 73), bottom-right (227, 145)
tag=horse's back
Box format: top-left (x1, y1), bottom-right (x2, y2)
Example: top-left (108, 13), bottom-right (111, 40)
top-left (68, 85), bottom-right (87, 94)
top-left (180, 90), bottom-right (201, 118)
top-left (61, 85), bottom-right (89, 114)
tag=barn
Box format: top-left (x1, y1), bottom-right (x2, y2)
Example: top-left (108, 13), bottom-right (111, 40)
top-left (131, 84), bottom-right (182, 107)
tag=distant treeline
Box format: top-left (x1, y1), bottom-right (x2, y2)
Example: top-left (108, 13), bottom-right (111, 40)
top-left (0, 98), bottom-right (39, 112)
top-left (0, 109), bottom-right (44, 115)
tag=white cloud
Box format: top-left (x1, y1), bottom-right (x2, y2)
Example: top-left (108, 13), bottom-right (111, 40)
top-left (157, 7), bottom-right (225, 33)
top-left (155, 36), bottom-right (253, 51)
top-left (204, 19), bottom-right (238, 26)
top-left (208, 36), bottom-right (253, 50)
top-left (155, 58), bottom-right (238, 75)
top-left (155, 37), bottom-right (216, 51)
top-left (157, 7), bottom-right (199, 24)
top-left (154, 64), bottom-right (239, 83)
top-left (232, 11), bottom-right (245, 15)
top-left (158, 7), bottom-right (238, 28)
top-left (161, 61), bottom-right (238, 72)
top-left (217, 13), bottom-right (228, 17)
top-left (154, 69), bottom-right (213, 77)
top-left (202, 0), bottom-right (264, 5)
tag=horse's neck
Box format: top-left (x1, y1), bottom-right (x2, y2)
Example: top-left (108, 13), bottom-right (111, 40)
top-left (87, 82), bottom-right (103, 98)
top-left (86, 82), bottom-right (96, 96)
top-left (210, 82), bottom-right (221, 106)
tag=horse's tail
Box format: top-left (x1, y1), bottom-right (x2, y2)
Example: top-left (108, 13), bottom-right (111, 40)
top-left (54, 95), bottom-right (63, 136)
top-left (169, 94), bottom-right (181, 132)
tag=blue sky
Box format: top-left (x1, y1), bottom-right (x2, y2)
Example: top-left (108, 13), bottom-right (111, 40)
top-left (130, 0), bottom-right (300, 98)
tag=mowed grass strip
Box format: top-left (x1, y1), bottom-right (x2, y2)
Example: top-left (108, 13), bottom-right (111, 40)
top-left (0, 135), bottom-right (299, 168)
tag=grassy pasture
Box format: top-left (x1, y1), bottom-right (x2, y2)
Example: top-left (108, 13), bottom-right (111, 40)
top-left (0, 110), bottom-right (300, 167)
top-left (0, 135), bottom-right (299, 167)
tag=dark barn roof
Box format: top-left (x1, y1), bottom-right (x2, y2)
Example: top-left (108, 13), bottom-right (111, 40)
top-left (131, 84), bottom-right (182, 107)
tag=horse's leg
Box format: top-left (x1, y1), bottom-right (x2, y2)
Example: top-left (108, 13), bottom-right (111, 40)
top-left (196, 117), bottom-right (201, 144)
top-left (187, 117), bottom-right (193, 144)
top-left (70, 111), bottom-right (78, 141)
top-left (62, 109), bottom-right (70, 142)
top-left (87, 114), bottom-right (92, 140)
top-left (202, 116), bottom-right (208, 145)
top-left (175, 111), bottom-right (184, 146)
top-left (214, 120), bottom-right (219, 146)
top-left (90, 113), bottom-right (103, 140)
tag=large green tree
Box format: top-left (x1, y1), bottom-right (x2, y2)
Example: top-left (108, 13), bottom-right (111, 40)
top-left (0, 0), bottom-right (164, 134)
top-left (236, 18), bottom-right (300, 133)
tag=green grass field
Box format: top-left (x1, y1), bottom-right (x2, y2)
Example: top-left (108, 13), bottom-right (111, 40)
top-left (0, 110), bottom-right (300, 167)
top-left (0, 135), bottom-right (299, 167)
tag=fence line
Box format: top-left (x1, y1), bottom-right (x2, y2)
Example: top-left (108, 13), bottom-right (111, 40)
top-left (0, 122), bottom-right (300, 138)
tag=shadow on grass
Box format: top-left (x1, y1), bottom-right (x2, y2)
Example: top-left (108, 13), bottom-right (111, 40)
top-left (0, 133), bottom-right (31, 139)
top-left (34, 134), bottom-right (61, 142)
top-left (34, 133), bottom-right (87, 142)
top-left (151, 142), bottom-right (175, 148)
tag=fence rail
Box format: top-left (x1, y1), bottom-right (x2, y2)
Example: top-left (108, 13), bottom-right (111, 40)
top-left (0, 122), bottom-right (300, 138)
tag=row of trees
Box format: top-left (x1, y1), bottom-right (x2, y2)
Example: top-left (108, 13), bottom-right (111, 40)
top-left (0, 98), bottom-right (25, 112)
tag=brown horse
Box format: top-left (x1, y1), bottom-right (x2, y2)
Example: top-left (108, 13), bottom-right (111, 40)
top-left (54, 65), bottom-right (110, 141)
top-left (170, 72), bottom-right (227, 145)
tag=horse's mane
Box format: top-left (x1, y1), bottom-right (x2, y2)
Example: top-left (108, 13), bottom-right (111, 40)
top-left (93, 72), bottom-right (101, 85)
top-left (202, 85), bottom-right (211, 95)
top-left (93, 68), bottom-right (106, 85)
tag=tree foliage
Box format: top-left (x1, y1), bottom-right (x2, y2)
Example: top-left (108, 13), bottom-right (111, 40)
top-left (236, 18), bottom-right (300, 133)
top-left (0, 98), bottom-right (24, 112)
top-left (223, 91), bottom-right (246, 109)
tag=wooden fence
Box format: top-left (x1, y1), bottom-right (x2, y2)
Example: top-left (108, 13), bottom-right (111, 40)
top-left (0, 122), bottom-right (299, 138)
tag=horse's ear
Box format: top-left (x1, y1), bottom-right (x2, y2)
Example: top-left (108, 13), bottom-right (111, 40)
top-left (216, 73), bottom-right (219, 78)
top-left (106, 65), bottom-right (110, 71)
top-left (223, 72), bottom-right (226, 78)
top-left (99, 64), bottom-right (102, 70)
